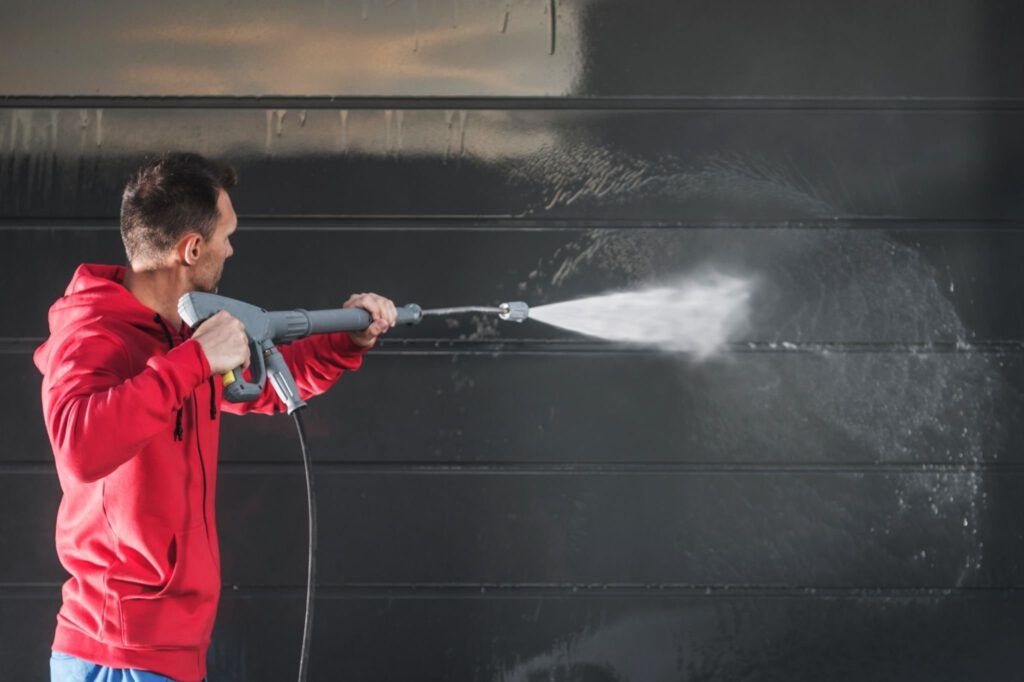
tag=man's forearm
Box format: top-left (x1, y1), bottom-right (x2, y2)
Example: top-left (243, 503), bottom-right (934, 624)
top-left (217, 332), bottom-right (367, 416)
top-left (47, 339), bottom-right (211, 482)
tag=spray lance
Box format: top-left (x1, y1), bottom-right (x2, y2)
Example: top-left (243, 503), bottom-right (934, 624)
top-left (179, 294), bottom-right (530, 412)
top-left (176, 292), bottom-right (529, 681)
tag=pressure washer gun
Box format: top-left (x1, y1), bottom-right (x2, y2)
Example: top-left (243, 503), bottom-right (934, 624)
top-left (178, 292), bottom-right (424, 414)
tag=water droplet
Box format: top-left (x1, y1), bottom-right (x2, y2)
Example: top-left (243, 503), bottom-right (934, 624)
top-left (457, 110), bottom-right (468, 159)
top-left (338, 109), bottom-right (349, 151)
top-left (443, 110), bottom-right (455, 162)
top-left (412, 0), bottom-right (420, 51)
top-left (13, 109), bottom-right (33, 153)
top-left (49, 110), bottom-right (59, 152)
top-left (548, 0), bottom-right (557, 55)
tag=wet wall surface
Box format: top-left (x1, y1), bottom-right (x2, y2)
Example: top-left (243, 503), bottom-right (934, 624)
top-left (3, 1), bottom-right (1024, 680)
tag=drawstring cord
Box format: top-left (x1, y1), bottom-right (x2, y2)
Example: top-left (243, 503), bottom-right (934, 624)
top-left (154, 313), bottom-right (185, 440)
top-left (154, 313), bottom-right (218, 434)
top-left (208, 376), bottom-right (217, 419)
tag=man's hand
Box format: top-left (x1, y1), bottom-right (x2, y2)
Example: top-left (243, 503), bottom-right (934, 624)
top-left (192, 310), bottom-right (251, 374)
top-left (344, 293), bottom-right (397, 348)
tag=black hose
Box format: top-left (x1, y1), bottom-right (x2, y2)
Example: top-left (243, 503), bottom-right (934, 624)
top-left (292, 409), bottom-right (316, 682)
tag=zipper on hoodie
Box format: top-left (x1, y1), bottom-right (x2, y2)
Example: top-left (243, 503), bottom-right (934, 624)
top-left (191, 394), bottom-right (212, 545)
top-left (154, 313), bottom-right (211, 540)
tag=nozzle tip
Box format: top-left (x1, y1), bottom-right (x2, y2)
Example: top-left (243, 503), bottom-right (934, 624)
top-left (498, 301), bottom-right (529, 323)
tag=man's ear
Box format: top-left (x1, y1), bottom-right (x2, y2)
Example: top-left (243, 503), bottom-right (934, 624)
top-left (177, 233), bottom-right (204, 266)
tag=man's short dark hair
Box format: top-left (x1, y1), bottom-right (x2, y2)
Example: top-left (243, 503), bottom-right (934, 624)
top-left (120, 152), bottom-right (238, 263)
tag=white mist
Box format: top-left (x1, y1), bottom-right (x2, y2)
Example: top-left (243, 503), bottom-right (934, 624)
top-left (529, 272), bottom-right (754, 358)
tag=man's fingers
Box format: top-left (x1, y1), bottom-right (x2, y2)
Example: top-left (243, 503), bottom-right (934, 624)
top-left (342, 292), bottom-right (397, 330)
top-left (367, 295), bottom-right (395, 329)
top-left (342, 293), bottom-right (365, 309)
top-left (380, 298), bottom-right (396, 328)
top-left (367, 295), bottom-right (396, 326)
top-left (366, 299), bottom-right (384, 323)
top-left (377, 296), bottom-right (393, 318)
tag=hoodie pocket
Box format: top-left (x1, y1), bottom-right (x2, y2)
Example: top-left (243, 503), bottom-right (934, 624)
top-left (119, 525), bottom-right (219, 648)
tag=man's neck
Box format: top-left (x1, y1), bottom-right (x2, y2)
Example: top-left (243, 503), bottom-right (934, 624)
top-left (122, 264), bottom-right (189, 330)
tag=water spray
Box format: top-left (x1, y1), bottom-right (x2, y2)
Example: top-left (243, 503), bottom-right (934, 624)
top-left (427, 273), bottom-right (753, 357)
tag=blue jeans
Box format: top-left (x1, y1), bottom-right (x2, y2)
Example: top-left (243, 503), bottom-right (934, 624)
top-left (50, 651), bottom-right (207, 682)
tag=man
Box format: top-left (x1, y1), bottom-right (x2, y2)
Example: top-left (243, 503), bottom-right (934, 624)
top-left (34, 152), bottom-right (397, 681)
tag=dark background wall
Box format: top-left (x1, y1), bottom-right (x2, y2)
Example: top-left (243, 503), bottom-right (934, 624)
top-left (2, 1), bottom-right (1023, 679)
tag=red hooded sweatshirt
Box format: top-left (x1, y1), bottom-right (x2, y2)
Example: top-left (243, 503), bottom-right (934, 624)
top-left (33, 264), bottom-right (368, 681)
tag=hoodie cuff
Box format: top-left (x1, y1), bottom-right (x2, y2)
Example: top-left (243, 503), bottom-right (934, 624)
top-left (181, 338), bottom-right (213, 379)
top-left (326, 332), bottom-right (369, 366)
top-left (143, 338), bottom-right (213, 409)
top-left (165, 338), bottom-right (213, 383)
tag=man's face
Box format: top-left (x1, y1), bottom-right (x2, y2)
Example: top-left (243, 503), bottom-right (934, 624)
top-left (191, 189), bottom-right (237, 293)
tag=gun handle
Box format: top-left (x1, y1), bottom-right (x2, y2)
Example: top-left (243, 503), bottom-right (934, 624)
top-left (222, 336), bottom-right (267, 403)
top-left (265, 346), bottom-right (307, 414)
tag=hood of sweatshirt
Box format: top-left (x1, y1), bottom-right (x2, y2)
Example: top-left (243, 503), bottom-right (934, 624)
top-left (35, 263), bottom-right (216, 436)
top-left (35, 263), bottom-right (187, 369)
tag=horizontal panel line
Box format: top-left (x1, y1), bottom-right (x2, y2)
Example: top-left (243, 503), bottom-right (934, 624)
top-left (3, 338), bottom-right (1022, 356)
top-left (2, 217), bottom-right (1024, 231)
top-left (227, 461), bottom-right (1024, 475)
top-left (2, 583), bottom-right (1021, 600)
top-left (5, 96), bottom-right (1024, 111)
top-left (2, 461), bottom-right (1018, 476)
top-left (221, 584), bottom-right (1024, 599)
top-left (369, 340), bottom-right (1024, 356)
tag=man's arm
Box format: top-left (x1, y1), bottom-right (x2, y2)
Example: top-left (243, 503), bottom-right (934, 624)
top-left (42, 330), bottom-right (211, 483)
top-left (217, 332), bottom-right (368, 416)
top-left (219, 293), bottom-right (395, 416)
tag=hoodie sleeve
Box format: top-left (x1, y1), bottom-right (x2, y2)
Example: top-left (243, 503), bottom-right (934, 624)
top-left (42, 329), bottom-right (212, 483)
top-left (218, 332), bottom-right (368, 416)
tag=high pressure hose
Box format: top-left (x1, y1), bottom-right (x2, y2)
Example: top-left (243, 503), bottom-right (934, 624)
top-left (176, 293), bottom-right (531, 680)
top-left (292, 410), bottom-right (316, 682)
top-left (288, 304), bottom-right (528, 681)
